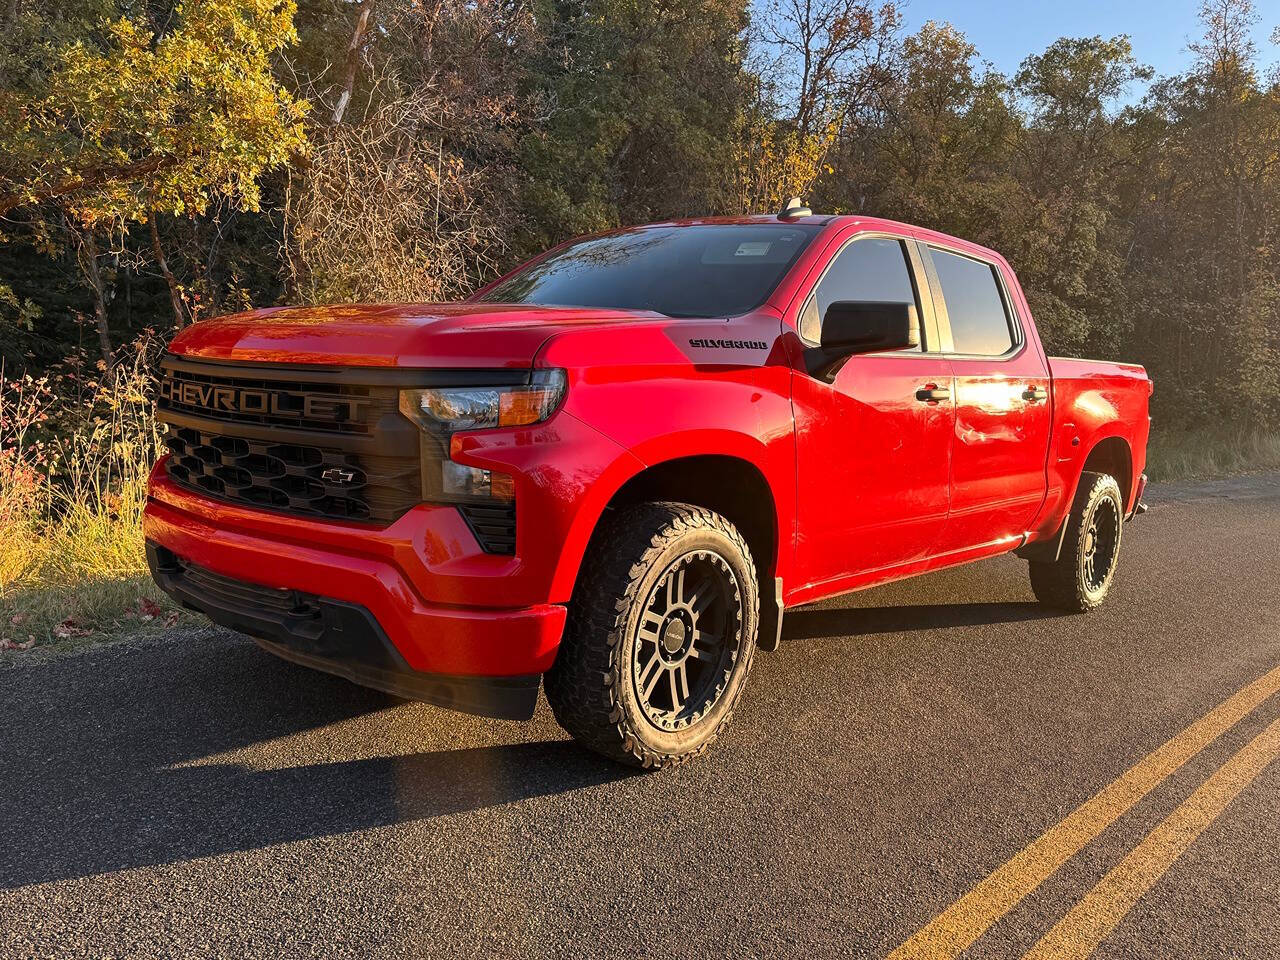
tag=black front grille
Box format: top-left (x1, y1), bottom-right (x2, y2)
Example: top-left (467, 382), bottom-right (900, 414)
top-left (157, 356), bottom-right (423, 525)
top-left (156, 356), bottom-right (525, 549)
top-left (164, 426), bottom-right (420, 523)
top-left (459, 502), bottom-right (517, 554)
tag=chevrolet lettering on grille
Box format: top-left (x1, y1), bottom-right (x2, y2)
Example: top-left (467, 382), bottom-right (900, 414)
top-left (161, 377), bottom-right (367, 423)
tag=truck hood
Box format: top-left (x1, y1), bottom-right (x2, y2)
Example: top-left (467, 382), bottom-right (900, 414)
top-left (166, 303), bottom-right (670, 368)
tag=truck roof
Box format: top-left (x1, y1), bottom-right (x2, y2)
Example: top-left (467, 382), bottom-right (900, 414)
top-left (624, 214), bottom-right (1009, 266)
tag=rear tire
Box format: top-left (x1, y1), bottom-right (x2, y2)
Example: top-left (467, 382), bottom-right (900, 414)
top-left (545, 502), bottom-right (759, 769)
top-left (1029, 471), bottom-right (1124, 612)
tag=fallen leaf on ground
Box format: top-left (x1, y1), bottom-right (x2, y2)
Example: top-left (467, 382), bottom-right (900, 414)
top-left (53, 619), bottom-right (91, 639)
top-left (0, 638), bottom-right (36, 651)
top-left (137, 597), bottom-right (164, 621)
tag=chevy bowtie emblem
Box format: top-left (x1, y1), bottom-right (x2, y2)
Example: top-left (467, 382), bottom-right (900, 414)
top-left (321, 467), bottom-right (358, 485)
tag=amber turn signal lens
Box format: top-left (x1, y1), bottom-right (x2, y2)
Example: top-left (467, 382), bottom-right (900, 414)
top-left (499, 388), bottom-right (555, 426)
top-left (489, 472), bottom-right (516, 500)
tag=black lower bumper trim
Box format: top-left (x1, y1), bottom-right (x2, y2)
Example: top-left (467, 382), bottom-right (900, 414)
top-left (146, 542), bottom-right (540, 721)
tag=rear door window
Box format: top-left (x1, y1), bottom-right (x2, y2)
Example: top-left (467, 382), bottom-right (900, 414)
top-left (930, 248), bottom-right (1016, 356)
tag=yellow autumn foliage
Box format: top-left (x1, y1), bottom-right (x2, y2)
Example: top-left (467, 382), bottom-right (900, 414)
top-left (2, 0), bottom-right (308, 226)
top-left (731, 114), bottom-right (840, 215)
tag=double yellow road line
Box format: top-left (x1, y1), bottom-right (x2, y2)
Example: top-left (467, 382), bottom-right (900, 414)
top-left (891, 663), bottom-right (1280, 959)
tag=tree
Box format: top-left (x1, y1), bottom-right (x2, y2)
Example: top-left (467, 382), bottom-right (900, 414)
top-left (1002, 36), bottom-right (1149, 354)
top-left (757, 0), bottom-right (898, 138)
top-left (288, 0), bottom-right (543, 302)
top-left (820, 21), bottom-right (1014, 230)
top-left (1123, 0), bottom-right (1280, 424)
top-left (0, 0), bottom-right (307, 360)
top-left (730, 78), bottom-right (840, 215)
top-left (0, 0), bottom-right (307, 222)
top-left (518, 0), bottom-right (752, 251)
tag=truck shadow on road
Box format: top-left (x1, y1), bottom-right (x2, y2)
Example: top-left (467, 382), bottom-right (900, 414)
top-left (1, 599), bottom-right (1057, 889)
top-left (0, 631), bottom-right (636, 889)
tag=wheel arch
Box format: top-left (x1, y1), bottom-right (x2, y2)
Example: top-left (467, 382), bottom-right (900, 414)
top-left (589, 453), bottom-right (779, 584)
top-left (1019, 433), bottom-right (1133, 564)
top-left (1080, 435), bottom-right (1135, 512)
top-left (549, 452), bottom-right (782, 604)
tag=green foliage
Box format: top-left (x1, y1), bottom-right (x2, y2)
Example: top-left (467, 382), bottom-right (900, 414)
top-left (1, 0), bottom-right (1279, 435)
top-left (0, 333), bottom-right (185, 644)
top-left (516, 0), bottom-right (750, 253)
top-left (0, 0), bottom-right (308, 225)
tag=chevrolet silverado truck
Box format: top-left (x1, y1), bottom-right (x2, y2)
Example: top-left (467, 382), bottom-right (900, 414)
top-left (145, 204), bottom-right (1151, 768)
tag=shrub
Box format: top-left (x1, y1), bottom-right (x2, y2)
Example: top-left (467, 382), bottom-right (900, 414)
top-left (0, 335), bottom-right (180, 647)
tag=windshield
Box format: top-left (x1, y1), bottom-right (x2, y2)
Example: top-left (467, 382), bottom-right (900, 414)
top-left (479, 224), bottom-right (820, 318)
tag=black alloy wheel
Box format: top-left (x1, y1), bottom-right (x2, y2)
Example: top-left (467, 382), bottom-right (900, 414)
top-left (545, 502), bottom-right (760, 768)
top-left (1029, 471), bottom-right (1125, 612)
top-left (632, 551), bottom-right (742, 732)
top-left (1081, 493), bottom-right (1121, 595)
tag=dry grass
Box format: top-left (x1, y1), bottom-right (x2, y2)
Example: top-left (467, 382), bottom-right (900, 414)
top-left (0, 343), bottom-right (186, 649)
top-left (1145, 425), bottom-right (1280, 483)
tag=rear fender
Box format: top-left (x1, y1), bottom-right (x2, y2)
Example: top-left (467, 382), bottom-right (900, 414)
top-left (1029, 423), bottom-right (1140, 548)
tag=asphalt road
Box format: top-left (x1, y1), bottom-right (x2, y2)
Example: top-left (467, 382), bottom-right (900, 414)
top-left (3, 474), bottom-right (1280, 959)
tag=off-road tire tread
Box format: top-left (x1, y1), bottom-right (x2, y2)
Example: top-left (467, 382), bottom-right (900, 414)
top-left (1029, 471), bottom-right (1122, 613)
top-left (544, 502), bottom-right (758, 769)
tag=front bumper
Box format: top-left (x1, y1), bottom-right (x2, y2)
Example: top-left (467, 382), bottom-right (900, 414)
top-left (147, 543), bottom-right (540, 719)
top-left (144, 467), bottom-right (567, 683)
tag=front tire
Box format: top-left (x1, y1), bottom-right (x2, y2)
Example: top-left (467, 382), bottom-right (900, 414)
top-left (545, 502), bottom-right (759, 768)
top-left (1029, 471), bottom-right (1124, 612)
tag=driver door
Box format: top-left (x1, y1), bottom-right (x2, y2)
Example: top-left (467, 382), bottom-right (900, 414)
top-left (791, 235), bottom-right (955, 593)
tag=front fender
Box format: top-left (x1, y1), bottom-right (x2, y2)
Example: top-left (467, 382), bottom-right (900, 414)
top-left (535, 317), bottom-right (800, 598)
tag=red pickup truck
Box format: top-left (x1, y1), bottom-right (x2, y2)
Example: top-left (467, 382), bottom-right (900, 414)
top-left (145, 206), bottom-right (1151, 767)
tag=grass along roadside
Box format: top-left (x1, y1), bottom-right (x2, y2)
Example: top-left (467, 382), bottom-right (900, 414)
top-left (1145, 426), bottom-right (1280, 483)
top-left (1, 342), bottom-right (189, 651)
top-left (1, 480), bottom-right (187, 650)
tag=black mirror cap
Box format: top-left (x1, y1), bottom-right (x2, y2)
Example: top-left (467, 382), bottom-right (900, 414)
top-left (820, 300), bottom-right (920, 352)
top-left (805, 301), bottom-right (921, 382)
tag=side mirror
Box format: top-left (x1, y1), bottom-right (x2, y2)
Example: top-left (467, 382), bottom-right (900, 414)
top-left (805, 300), bottom-right (920, 381)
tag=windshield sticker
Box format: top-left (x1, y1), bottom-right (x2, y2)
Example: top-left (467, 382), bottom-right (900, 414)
top-left (734, 242), bottom-right (772, 257)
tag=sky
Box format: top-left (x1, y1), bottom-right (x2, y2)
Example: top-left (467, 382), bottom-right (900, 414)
top-left (902, 0), bottom-right (1279, 82)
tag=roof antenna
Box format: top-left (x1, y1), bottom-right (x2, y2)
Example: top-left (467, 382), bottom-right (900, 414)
top-left (778, 197), bottom-right (812, 220)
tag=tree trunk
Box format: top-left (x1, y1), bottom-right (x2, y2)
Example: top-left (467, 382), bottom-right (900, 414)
top-left (80, 230), bottom-right (114, 368)
top-left (331, 0), bottom-right (374, 125)
top-left (150, 213), bottom-right (186, 327)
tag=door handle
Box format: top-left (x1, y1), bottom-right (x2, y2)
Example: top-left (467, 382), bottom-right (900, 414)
top-left (1022, 386), bottom-right (1048, 403)
top-left (915, 385), bottom-right (951, 403)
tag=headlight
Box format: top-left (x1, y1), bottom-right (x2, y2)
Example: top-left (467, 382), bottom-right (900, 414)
top-left (398, 370), bottom-right (567, 504)
top-left (398, 369), bottom-right (567, 434)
